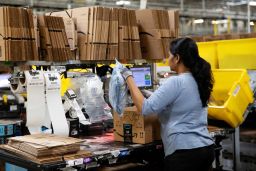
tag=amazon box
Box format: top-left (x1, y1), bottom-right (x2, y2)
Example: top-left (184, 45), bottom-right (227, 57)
top-left (114, 106), bottom-right (161, 144)
top-left (136, 9), bottom-right (173, 60)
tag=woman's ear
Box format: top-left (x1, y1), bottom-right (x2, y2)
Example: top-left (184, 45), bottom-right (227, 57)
top-left (175, 55), bottom-right (180, 64)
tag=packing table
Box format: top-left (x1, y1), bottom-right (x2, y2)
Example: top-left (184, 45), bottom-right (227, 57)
top-left (0, 127), bottom-right (236, 171)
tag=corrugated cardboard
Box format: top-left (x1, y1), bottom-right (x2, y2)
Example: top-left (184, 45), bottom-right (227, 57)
top-left (168, 10), bottom-right (179, 38)
top-left (46, 7), bottom-right (142, 61)
top-left (0, 145), bottom-right (91, 164)
top-left (118, 8), bottom-right (128, 60)
top-left (0, 7), bottom-right (6, 61)
top-left (8, 134), bottom-right (83, 157)
top-left (0, 7), bottom-right (38, 61)
top-left (114, 106), bottom-right (161, 144)
top-left (46, 9), bottom-right (77, 60)
top-left (136, 9), bottom-right (173, 60)
top-left (33, 15), bottom-right (40, 61)
top-left (38, 15), bottom-right (71, 61)
top-left (129, 10), bottom-right (142, 60)
top-left (67, 7), bottom-right (92, 60)
top-left (0, 145), bottom-right (63, 164)
top-left (38, 15), bottom-right (53, 61)
top-left (107, 8), bottom-right (118, 60)
top-left (74, 7), bottom-right (90, 60)
top-left (0, 134), bottom-right (91, 165)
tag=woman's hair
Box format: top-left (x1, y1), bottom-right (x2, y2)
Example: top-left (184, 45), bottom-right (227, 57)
top-left (170, 37), bottom-right (214, 107)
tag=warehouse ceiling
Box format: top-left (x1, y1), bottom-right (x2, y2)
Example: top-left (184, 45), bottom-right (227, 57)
top-left (0, 0), bottom-right (255, 19)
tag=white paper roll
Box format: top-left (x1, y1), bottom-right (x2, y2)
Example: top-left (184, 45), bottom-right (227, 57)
top-left (44, 72), bottom-right (69, 136)
top-left (24, 71), bottom-right (46, 134)
top-left (43, 108), bottom-right (52, 129)
top-left (27, 127), bottom-right (42, 134)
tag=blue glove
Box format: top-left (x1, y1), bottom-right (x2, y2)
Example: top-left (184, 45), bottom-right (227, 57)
top-left (120, 67), bottom-right (133, 80)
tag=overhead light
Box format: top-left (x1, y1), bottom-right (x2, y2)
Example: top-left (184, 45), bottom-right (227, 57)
top-left (249, 1), bottom-right (256, 6)
top-left (250, 21), bottom-right (255, 26)
top-left (194, 19), bottom-right (204, 24)
top-left (116, 0), bottom-right (131, 5)
top-left (215, 8), bottom-right (223, 12)
top-left (227, 0), bottom-right (256, 6)
top-left (211, 19), bottom-right (228, 24)
top-left (226, 1), bottom-right (247, 6)
top-left (212, 20), bottom-right (217, 24)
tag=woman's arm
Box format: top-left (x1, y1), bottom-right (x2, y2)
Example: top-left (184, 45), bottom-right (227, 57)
top-left (122, 67), bottom-right (179, 116)
top-left (126, 76), bottom-right (145, 113)
top-left (127, 76), bottom-right (180, 116)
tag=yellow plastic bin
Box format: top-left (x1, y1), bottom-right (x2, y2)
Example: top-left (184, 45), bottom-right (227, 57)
top-left (197, 42), bottom-right (219, 69)
top-left (208, 69), bottom-right (254, 128)
top-left (217, 38), bottom-right (256, 69)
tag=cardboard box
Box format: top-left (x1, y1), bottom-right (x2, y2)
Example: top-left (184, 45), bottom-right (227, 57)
top-left (136, 10), bottom-right (162, 60)
top-left (107, 8), bottom-right (118, 60)
top-left (47, 7), bottom-right (142, 61)
top-left (168, 10), bottom-right (179, 38)
top-left (38, 15), bottom-right (71, 61)
top-left (46, 10), bottom-right (77, 60)
top-left (63, 18), bottom-right (77, 59)
top-left (0, 7), bottom-right (38, 61)
top-left (136, 9), bottom-right (176, 60)
top-left (113, 106), bottom-right (161, 144)
top-left (33, 15), bottom-right (40, 61)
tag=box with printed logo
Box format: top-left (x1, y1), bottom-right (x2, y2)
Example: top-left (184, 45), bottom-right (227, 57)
top-left (113, 106), bottom-right (161, 144)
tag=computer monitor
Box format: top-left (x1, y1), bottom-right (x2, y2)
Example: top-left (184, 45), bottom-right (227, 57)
top-left (130, 65), bottom-right (153, 89)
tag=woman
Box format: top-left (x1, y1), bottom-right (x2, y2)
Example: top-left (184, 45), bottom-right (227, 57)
top-left (121, 37), bottom-right (215, 171)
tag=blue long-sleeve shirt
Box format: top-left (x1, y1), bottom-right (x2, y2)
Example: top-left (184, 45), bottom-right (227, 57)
top-left (142, 72), bottom-right (214, 156)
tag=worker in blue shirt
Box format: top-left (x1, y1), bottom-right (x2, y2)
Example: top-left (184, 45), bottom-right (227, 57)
top-left (121, 37), bottom-right (215, 171)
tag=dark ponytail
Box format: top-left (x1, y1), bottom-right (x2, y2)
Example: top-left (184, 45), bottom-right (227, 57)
top-left (170, 37), bottom-right (214, 107)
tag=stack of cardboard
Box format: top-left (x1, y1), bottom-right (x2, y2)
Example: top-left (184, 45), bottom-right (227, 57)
top-left (38, 15), bottom-right (72, 61)
top-left (0, 7), bottom-right (38, 61)
top-left (136, 9), bottom-right (179, 60)
top-left (106, 8), bottom-right (119, 60)
top-left (0, 145), bottom-right (63, 164)
top-left (62, 18), bottom-right (77, 60)
top-left (46, 11), bottom-right (77, 60)
top-left (88, 7), bottom-right (111, 60)
top-left (47, 7), bottom-right (141, 61)
top-left (47, 7), bottom-right (109, 61)
top-left (0, 134), bottom-right (91, 164)
top-left (118, 9), bottom-right (142, 60)
top-left (69, 7), bottom-right (90, 61)
top-left (0, 7), bottom-right (180, 62)
top-left (168, 10), bottom-right (179, 38)
top-left (66, 7), bottom-right (119, 61)
top-left (113, 106), bottom-right (161, 144)
top-left (33, 15), bottom-right (40, 60)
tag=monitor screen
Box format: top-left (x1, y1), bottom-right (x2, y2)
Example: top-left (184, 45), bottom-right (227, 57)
top-left (130, 66), bottom-right (152, 89)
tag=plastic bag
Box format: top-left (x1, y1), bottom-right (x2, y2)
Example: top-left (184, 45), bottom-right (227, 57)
top-left (71, 73), bottom-right (112, 123)
top-left (109, 60), bottom-right (128, 115)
